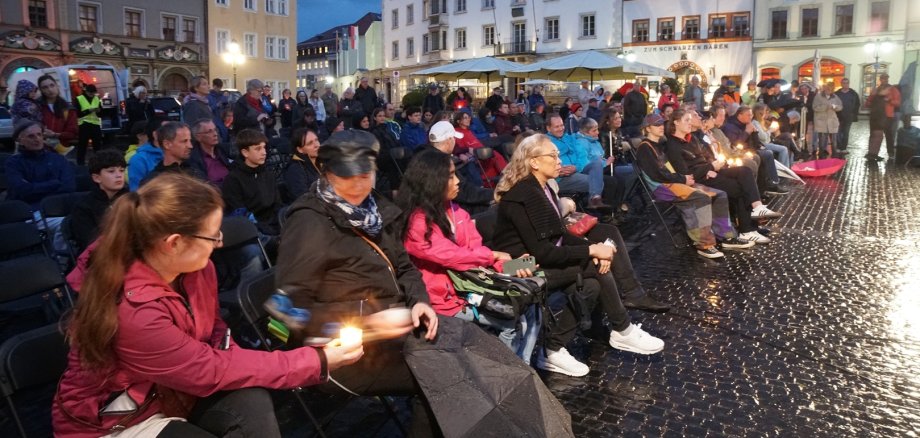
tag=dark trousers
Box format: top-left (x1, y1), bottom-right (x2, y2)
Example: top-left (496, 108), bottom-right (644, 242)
top-left (837, 120), bottom-right (853, 150)
top-left (77, 123), bottom-right (103, 165)
top-left (545, 268), bottom-right (631, 351)
top-left (586, 224), bottom-right (644, 300)
top-left (321, 339), bottom-right (441, 438)
top-left (702, 166), bottom-right (760, 233)
top-left (157, 388), bottom-right (281, 437)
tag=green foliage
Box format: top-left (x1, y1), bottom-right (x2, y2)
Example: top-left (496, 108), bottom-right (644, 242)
top-left (401, 84), bottom-right (430, 109)
top-left (662, 77), bottom-right (683, 96)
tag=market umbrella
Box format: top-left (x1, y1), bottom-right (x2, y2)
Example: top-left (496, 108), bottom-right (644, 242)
top-left (519, 79), bottom-right (559, 86)
top-left (404, 316), bottom-right (574, 438)
top-left (508, 50), bottom-right (675, 87)
top-left (412, 56), bottom-right (524, 86)
top-left (791, 158), bottom-right (847, 177)
top-left (757, 78), bottom-right (787, 88)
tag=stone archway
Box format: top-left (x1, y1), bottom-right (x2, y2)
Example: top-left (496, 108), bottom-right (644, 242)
top-left (1, 56), bottom-right (54, 88)
top-left (796, 57), bottom-right (847, 89)
top-left (156, 66), bottom-right (194, 95)
top-left (667, 60), bottom-right (710, 89)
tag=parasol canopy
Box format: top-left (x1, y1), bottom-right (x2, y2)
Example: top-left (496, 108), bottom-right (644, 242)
top-left (507, 50), bottom-right (675, 84)
top-left (404, 316), bottom-right (574, 438)
top-left (757, 78), bottom-right (787, 88)
top-left (791, 158), bottom-right (847, 177)
top-left (412, 56), bottom-right (524, 83)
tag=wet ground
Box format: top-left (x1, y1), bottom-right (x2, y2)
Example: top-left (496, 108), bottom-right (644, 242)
top-left (4, 122), bottom-right (920, 437)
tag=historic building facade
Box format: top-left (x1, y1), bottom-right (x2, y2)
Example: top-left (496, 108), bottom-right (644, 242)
top-left (0, 0), bottom-right (208, 96)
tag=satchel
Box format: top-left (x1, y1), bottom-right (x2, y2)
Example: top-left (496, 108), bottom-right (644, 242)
top-left (448, 267), bottom-right (545, 320)
top-left (563, 212), bottom-right (598, 237)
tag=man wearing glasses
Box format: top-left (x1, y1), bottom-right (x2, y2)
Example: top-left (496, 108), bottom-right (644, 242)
top-left (188, 119), bottom-right (232, 187)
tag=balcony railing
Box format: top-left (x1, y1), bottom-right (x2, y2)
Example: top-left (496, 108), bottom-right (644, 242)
top-left (494, 39), bottom-right (535, 56)
top-left (428, 13), bottom-right (448, 27)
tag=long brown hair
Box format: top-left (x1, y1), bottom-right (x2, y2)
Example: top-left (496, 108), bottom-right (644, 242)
top-left (666, 108), bottom-right (691, 136)
top-left (69, 174), bottom-right (223, 369)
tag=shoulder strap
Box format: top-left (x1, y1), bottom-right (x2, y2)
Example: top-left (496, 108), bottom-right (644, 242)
top-left (352, 228), bottom-right (396, 273)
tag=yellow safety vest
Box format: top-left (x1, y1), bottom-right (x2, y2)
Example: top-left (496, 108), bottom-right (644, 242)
top-left (76, 95), bottom-right (102, 126)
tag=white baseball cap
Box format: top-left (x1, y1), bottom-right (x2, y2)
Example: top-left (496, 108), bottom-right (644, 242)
top-left (428, 121), bottom-right (464, 143)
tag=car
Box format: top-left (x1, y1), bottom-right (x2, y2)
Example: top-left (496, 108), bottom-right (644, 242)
top-left (0, 107), bottom-right (13, 147)
top-left (150, 96), bottom-right (182, 121)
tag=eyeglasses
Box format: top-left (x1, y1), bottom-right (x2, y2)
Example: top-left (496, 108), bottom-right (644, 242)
top-left (189, 230), bottom-right (223, 247)
top-left (534, 152), bottom-right (560, 160)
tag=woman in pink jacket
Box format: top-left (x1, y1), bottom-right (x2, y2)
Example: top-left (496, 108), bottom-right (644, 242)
top-left (53, 173), bottom-right (363, 438)
top-left (397, 149), bottom-right (535, 358)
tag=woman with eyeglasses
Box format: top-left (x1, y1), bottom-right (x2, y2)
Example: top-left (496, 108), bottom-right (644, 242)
top-left (491, 134), bottom-right (664, 378)
top-left (54, 173), bottom-right (363, 437)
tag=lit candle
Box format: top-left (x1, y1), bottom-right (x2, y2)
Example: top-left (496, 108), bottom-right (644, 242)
top-left (339, 326), bottom-right (363, 348)
top-left (735, 144), bottom-right (744, 150)
top-left (744, 151), bottom-right (753, 159)
top-left (716, 153), bottom-right (726, 162)
top-left (770, 121), bottom-right (779, 131)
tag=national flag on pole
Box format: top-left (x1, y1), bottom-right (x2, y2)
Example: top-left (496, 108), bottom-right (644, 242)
top-left (349, 26), bottom-right (358, 50)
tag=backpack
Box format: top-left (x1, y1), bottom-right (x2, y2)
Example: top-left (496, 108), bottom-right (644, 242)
top-left (448, 267), bottom-right (545, 320)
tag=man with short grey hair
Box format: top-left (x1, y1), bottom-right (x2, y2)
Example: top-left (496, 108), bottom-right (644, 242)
top-left (354, 76), bottom-right (378, 115)
top-left (337, 86), bottom-right (364, 129)
top-left (683, 75), bottom-right (704, 110)
top-left (232, 79), bottom-right (274, 135)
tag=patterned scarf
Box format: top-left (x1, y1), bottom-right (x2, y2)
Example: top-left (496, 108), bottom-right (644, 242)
top-left (317, 178), bottom-right (383, 236)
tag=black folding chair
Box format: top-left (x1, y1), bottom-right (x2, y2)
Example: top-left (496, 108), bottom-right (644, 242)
top-left (0, 222), bottom-right (48, 260)
top-left (0, 254), bottom-right (74, 309)
top-left (0, 200), bottom-right (33, 225)
top-left (213, 216), bottom-right (273, 309)
top-left (0, 324), bottom-right (69, 438)
top-left (235, 269), bottom-right (407, 437)
top-left (628, 161), bottom-right (684, 249)
top-left (39, 192), bottom-right (87, 227)
top-left (389, 147), bottom-right (408, 176)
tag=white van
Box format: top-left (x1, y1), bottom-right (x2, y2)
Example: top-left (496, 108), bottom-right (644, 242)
top-left (8, 64), bottom-right (129, 135)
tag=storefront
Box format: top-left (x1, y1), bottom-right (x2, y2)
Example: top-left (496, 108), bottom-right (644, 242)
top-left (625, 40), bottom-right (754, 100)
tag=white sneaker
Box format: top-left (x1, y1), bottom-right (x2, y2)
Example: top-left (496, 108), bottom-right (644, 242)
top-left (609, 324), bottom-right (664, 355)
top-left (535, 347), bottom-right (590, 377)
top-left (752, 205), bottom-right (782, 220)
top-left (740, 231), bottom-right (772, 244)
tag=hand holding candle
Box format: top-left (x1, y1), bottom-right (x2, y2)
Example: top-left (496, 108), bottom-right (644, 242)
top-left (339, 326), bottom-right (363, 348)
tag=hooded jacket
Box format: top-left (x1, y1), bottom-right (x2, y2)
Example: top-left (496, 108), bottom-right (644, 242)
top-left (182, 93), bottom-right (214, 125)
top-left (53, 260), bottom-right (326, 438)
top-left (127, 143), bottom-right (164, 191)
top-left (275, 190), bottom-right (429, 340)
top-left (69, 184), bottom-right (127, 253)
top-left (282, 152), bottom-right (320, 201)
top-left (4, 148), bottom-right (75, 208)
top-left (221, 161), bottom-right (282, 235)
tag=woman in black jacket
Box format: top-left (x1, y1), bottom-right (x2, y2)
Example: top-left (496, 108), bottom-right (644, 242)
top-left (491, 134), bottom-right (664, 377)
top-left (282, 127), bottom-right (321, 201)
top-left (665, 110), bottom-right (779, 246)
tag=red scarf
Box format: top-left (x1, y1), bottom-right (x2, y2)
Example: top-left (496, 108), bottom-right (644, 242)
top-left (245, 94), bottom-right (263, 112)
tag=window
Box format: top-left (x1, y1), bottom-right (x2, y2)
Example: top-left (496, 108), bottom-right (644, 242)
top-left (422, 34), bottom-right (429, 53)
top-left (544, 17), bottom-right (559, 41)
top-left (278, 0), bottom-right (288, 15)
top-left (407, 37), bottom-right (415, 56)
top-left (632, 20), bottom-right (649, 42)
top-left (457, 0), bottom-right (466, 12)
top-left (770, 10), bottom-right (788, 39)
top-left (244, 33), bottom-right (257, 57)
top-left (801, 7), bottom-right (818, 37)
top-left (455, 28), bottom-right (466, 49)
top-left (124, 10), bottom-right (142, 37)
top-left (482, 0), bottom-right (494, 9)
top-left (482, 25), bottom-right (495, 46)
top-left (28, 1), bottom-right (48, 28)
top-left (581, 14), bottom-right (596, 38)
top-left (407, 5), bottom-right (414, 24)
top-left (732, 14), bottom-right (749, 37)
top-left (78, 4), bottom-right (98, 33)
top-left (683, 16), bottom-right (700, 40)
top-left (215, 0), bottom-right (228, 6)
top-left (183, 18), bottom-right (196, 43)
top-left (835, 4), bottom-right (854, 35)
top-left (265, 0), bottom-right (276, 14)
top-left (216, 29), bottom-right (229, 53)
top-left (162, 16), bottom-right (177, 40)
top-left (392, 9), bottom-right (399, 28)
top-left (870, 1), bottom-right (889, 32)
top-left (278, 37), bottom-right (288, 60)
top-left (658, 18), bottom-right (674, 41)
top-left (244, 0), bottom-right (255, 11)
top-left (392, 41), bottom-right (399, 59)
top-left (265, 36), bottom-right (275, 59)
top-left (709, 15), bottom-right (726, 38)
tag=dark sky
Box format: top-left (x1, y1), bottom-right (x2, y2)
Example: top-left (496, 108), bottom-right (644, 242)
top-left (297, 0), bottom-right (381, 42)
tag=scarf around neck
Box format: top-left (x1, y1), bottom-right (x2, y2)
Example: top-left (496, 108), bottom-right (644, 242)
top-left (317, 178), bottom-right (383, 236)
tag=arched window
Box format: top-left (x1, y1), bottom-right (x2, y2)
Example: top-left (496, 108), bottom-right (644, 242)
top-left (798, 59), bottom-right (846, 88)
top-left (862, 63), bottom-right (889, 98)
top-left (759, 67), bottom-right (780, 81)
top-left (160, 73), bottom-right (189, 95)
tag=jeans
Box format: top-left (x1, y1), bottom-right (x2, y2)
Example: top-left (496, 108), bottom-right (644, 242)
top-left (838, 120), bottom-right (853, 150)
top-left (816, 133), bottom-right (837, 155)
top-left (157, 388), bottom-right (280, 437)
top-left (756, 149), bottom-right (779, 186)
top-left (580, 160), bottom-right (606, 198)
top-left (454, 303), bottom-right (541, 365)
top-left (764, 142), bottom-right (791, 167)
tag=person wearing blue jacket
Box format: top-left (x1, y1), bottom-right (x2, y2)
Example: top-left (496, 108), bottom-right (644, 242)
top-left (546, 115), bottom-right (612, 209)
top-left (400, 106), bottom-right (428, 152)
top-left (5, 121), bottom-right (75, 210)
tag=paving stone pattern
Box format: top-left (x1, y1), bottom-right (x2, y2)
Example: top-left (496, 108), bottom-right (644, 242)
top-left (546, 121), bottom-right (920, 437)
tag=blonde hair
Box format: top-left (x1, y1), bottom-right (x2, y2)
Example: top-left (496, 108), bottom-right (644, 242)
top-left (494, 134), bottom-right (556, 202)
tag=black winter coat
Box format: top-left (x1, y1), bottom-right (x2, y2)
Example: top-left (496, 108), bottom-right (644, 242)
top-left (68, 185), bottom-right (127, 253)
top-left (276, 190), bottom-right (430, 338)
top-left (665, 133), bottom-right (715, 181)
top-left (281, 152), bottom-right (320, 201)
top-left (492, 175), bottom-right (592, 289)
top-left (634, 138), bottom-right (688, 184)
top-left (221, 161), bottom-right (282, 235)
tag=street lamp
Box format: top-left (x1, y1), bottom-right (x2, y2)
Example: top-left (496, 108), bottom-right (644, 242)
top-left (863, 39), bottom-right (893, 94)
top-left (222, 40), bottom-right (245, 89)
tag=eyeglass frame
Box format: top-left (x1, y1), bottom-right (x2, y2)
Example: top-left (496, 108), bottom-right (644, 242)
top-left (188, 230), bottom-right (223, 247)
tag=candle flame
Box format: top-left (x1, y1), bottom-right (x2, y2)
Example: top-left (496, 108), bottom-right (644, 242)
top-left (339, 326), bottom-right (363, 347)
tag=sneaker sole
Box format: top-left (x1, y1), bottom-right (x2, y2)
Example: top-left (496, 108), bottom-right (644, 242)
top-left (609, 340), bottom-right (664, 355)
top-left (721, 243), bottom-right (755, 250)
top-left (763, 191), bottom-right (788, 196)
top-left (535, 360), bottom-right (589, 377)
top-left (752, 213), bottom-right (783, 220)
top-left (696, 251), bottom-right (725, 259)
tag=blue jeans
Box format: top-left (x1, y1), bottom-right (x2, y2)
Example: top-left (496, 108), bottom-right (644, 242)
top-left (454, 304), bottom-right (541, 365)
top-left (764, 142), bottom-right (791, 167)
top-left (757, 149), bottom-right (779, 185)
top-left (816, 133), bottom-right (836, 155)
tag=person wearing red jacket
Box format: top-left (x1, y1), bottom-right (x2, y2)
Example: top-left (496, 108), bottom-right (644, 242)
top-left (452, 111), bottom-right (507, 187)
top-left (397, 149), bottom-right (536, 362)
top-left (54, 173), bottom-right (362, 438)
top-left (37, 74), bottom-right (78, 152)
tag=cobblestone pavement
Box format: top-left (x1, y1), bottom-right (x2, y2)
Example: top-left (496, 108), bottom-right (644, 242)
top-left (548, 121), bottom-right (920, 437)
top-left (5, 122), bottom-right (920, 437)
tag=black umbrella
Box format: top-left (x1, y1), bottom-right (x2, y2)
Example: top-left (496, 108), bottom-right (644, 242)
top-left (404, 317), bottom-right (574, 438)
top-left (757, 78), bottom-right (788, 88)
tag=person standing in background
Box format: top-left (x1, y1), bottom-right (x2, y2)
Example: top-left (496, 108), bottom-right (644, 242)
top-left (834, 78), bottom-right (860, 154)
top-left (75, 84), bottom-right (103, 165)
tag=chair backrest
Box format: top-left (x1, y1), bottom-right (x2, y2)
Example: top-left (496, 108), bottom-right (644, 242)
top-left (0, 222), bottom-right (46, 260)
top-left (236, 268), bottom-right (277, 347)
top-left (219, 216), bottom-right (261, 249)
top-left (0, 255), bottom-right (68, 305)
top-left (471, 206), bottom-right (498, 247)
top-left (0, 200), bottom-right (33, 224)
top-left (0, 324), bottom-right (69, 398)
top-left (40, 192), bottom-right (87, 218)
